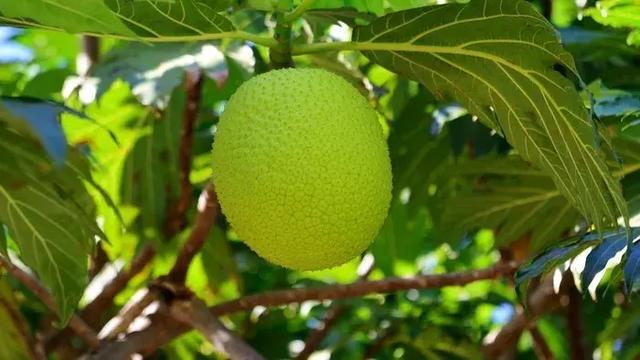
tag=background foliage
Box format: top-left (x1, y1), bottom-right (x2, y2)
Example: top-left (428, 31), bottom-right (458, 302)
top-left (2, 0), bottom-right (640, 359)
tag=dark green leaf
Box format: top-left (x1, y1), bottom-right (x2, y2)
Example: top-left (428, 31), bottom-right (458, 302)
top-left (0, 0), bottom-right (234, 41)
top-left (353, 0), bottom-right (628, 233)
top-left (304, 8), bottom-right (377, 26)
top-left (582, 229), bottom-right (633, 296)
top-left (120, 91), bottom-right (182, 241)
top-left (201, 226), bottom-right (237, 291)
top-left (436, 156), bottom-right (581, 250)
top-left (515, 231), bottom-right (602, 297)
top-left (625, 241), bottom-right (640, 293)
top-left (0, 128), bottom-right (98, 323)
top-left (21, 68), bottom-right (74, 99)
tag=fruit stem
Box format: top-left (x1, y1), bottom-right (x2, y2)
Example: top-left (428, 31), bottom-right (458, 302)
top-left (270, 15), bottom-right (295, 68)
top-left (283, 0), bottom-right (316, 23)
top-left (291, 41), bottom-right (362, 55)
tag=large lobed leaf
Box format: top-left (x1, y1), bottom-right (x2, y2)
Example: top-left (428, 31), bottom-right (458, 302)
top-left (0, 0), bottom-right (234, 41)
top-left (436, 156), bottom-right (582, 251)
top-left (0, 128), bottom-right (99, 323)
top-left (353, 0), bottom-right (628, 233)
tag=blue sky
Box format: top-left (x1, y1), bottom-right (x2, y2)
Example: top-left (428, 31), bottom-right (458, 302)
top-left (0, 27), bottom-right (33, 63)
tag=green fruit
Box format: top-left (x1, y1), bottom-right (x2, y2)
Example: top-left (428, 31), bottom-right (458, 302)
top-left (211, 68), bottom-right (392, 271)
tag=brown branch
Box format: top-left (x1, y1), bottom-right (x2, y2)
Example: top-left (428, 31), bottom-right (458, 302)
top-left (482, 278), bottom-right (561, 359)
top-left (88, 262), bottom-right (518, 358)
top-left (89, 304), bottom-right (185, 360)
top-left (295, 305), bottom-right (346, 360)
top-left (528, 325), bottom-right (554, 360)
top-left (295, 255), bottom-right (375, 360)
top-left (168, 184), bottom-right (219, 283)
top-left (89, 245), bottom-right (109, 280)
top-left (45, 244), bottom-right (156, 352)
top-left (567, 284), bottom-right (588, 360)
top-left (77, 36), bottom-right (99, 76)
top-left (0, 256), bottom-right (100, 349)
top-left (84, 245), bottom-right (156, 328)
top-left (169, 298), bottom-right (265, 360)
top-left (165, 70), bottom-right (204, 239)
top-left (211, 261), bottom-right (519, 315)
top-left (97, 287), bottom-right (159, 340)
top-left (363, 330), bottom-right (393, 359)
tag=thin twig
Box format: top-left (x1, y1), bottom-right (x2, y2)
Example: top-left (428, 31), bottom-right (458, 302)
top-left (168, 184), bottom-right (219, 283)
top-left (482, 278), bottom-right (561, 358)
top-left (165, 70), bottom-right (204, 239)
top-left (90, 303), bottom-right (184, 360)
top-left (97, 287), bottom-right (159, 340)
top-left (169, 298), bottom-right (265, 360)
top-left (83, 245), bottom-right (156, 327)
top-left (211, 261), bottom-right (519, 315)
top-left (0, 256), bottom-right (100, 349)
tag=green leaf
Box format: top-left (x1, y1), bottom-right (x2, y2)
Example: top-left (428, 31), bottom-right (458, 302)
top-left (353, 0), bottom-right (628, 233)
top-left (586, 0), bottom-right (640, 46)
top-left (68, 42), bottom-right (226, 107)
top-left (516, 228), bottom-right (640, 298)
top-left (436, 156), bottom-right (581, 250)
top-left (515, 231), bottom-right (603, 297)
top-left (0, 278), bottom-right (34, 360)
top-left (624, 241), bottom-right (640, 293)
top-left (304, 8), bottom-right (377, 27)
top-left (582, 230), bottom-right (630, 296)
top-left (120, 90), bottom-right (183, 242)
top-left (0, 0), bottom-right (235, 41)
top-left (0, 128), bottom-right (98, 323)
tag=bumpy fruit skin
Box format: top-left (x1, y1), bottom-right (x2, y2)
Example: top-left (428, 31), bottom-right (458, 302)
top-left (211, 68), bottom-right (392, 271)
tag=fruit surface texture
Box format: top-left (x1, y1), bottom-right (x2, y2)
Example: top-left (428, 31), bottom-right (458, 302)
top-left (212, 68), bottom-right (392, 270)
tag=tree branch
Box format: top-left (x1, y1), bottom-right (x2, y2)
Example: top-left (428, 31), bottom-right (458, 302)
top-left (45, 245), bottom-right (156, 351)
top-left (168, 184), bottom-right (219, 283)
top-left (0, 256), bottom-right (100, 349)
top-left (169, 298), bottom-right (265, 360)
top-left (90, 303), bottom-right (184, 360)
top-left (89, 245), bottom-right (109, 280)
top-left (165, 70), bottom-right (204, 239)
top-left (211, 261), bottom-right (518, 315)
top-left (482, 278), bottom-right (561, 358)
top-left (84, 245), bottom-right (156, 327)
top-left (528, 325), bottom-right (553, 360)
top-left (295, 305), bottom-right (346, 360)
top-left (77, 35), bottom-right (99, 76)
top-left (89, 262), bottom-right (518, 358)
top-left (295, 254), bottom-right (375, 359)
top-left (97, 287), bottom-right (160, 340)
top-left (567, 284), bottom-right (588, 360)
